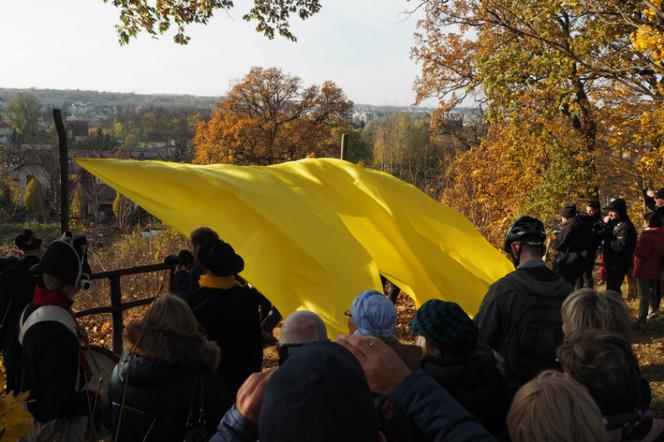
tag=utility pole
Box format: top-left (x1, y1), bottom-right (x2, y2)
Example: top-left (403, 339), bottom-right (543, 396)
top-left (340, 133), bottom-right (348, 161)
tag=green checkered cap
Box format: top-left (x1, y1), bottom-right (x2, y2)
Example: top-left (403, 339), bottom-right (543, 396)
top-left (410, 299), bottom-right (479, 357)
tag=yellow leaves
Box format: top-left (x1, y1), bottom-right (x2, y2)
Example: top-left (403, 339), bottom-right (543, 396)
top-left (631, 24), bottom-right (664, 63)
top-left (0, 363), bottom-right (34, 441)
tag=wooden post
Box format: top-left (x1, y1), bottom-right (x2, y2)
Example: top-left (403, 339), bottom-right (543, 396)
top-left (340, 133), bottom-right (348, 161)
top-left (109, 275), bottom-right (123, 354)
top-left (53, 109), bottom-right (69, 234)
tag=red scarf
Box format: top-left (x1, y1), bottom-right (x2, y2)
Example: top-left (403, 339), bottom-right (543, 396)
top-left (33, 285), bottom-right (73, 310)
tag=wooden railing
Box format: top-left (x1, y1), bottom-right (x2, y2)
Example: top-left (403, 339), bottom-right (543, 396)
top-left (75, 263), bottom-right (175, 354)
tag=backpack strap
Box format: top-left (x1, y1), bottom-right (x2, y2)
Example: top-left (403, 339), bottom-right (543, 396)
top-left (18, 305), bottom-right (77, 345)
top-left (18, 305), bottom-right (82, 392)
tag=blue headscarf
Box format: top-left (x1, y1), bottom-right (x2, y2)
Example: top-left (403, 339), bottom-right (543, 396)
top-left (351, 290), bottom-right (397, 337)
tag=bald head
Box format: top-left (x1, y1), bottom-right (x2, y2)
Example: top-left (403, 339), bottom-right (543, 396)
top-left (279, 311), bottom-right (328, 345)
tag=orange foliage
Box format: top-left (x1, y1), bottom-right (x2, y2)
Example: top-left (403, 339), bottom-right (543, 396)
top-left (194, 67), bottom-right (353, 165)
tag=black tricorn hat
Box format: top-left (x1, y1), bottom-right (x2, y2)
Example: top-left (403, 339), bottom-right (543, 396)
top-left (198, 239), bottom-right (244, 276)
top-left (15, 229), bottom-right (42, 252)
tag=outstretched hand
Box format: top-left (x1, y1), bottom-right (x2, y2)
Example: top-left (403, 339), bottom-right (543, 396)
top-left (336, 334), bottom-right (411, 396)
top-left (236, 368), bottom-right (276, 423)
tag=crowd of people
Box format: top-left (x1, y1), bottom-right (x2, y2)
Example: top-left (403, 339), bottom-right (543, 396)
top-left (0, 187), bottom-right (662, 441)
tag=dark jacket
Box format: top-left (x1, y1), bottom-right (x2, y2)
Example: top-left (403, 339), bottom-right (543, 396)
top-left (19, 301), bottom-right (90, 423)
top-left (552, 216), bottom-right (595, 274)
top-left (644, 191), bottom-right (664, 227)
top-left (603, 218), bottom-right (638, 272)
top-left (605, 412), bottom-right (664, 442)
top-left (173, 264), bottom-right (205, 297)
top-left (210, 370), bottom-right (496, 442)
top-left (422, 345), bottom-right (508, 436)
top-left (633, 228), bottom-right (664, 279)
top-left (0, 256), bottom-right (40, 392)
top-left (106, 331), bottom-right (232, 442)
top-left (580, 212), bottom-right (607, 249)
top-left (0, 256), bottom-right (40, 349)
top-left (187, 285), bottom-right (263, 396)
top-left (0, 256), bottom-right (19, 273)
top-left (474, 264), bottom-right (572, 392)
top-left (374, 338), bottom-right (424, 442)
top-left (381, 336), bottom-right (421, 370)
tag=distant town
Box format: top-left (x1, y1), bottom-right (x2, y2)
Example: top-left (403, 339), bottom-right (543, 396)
top-left (0, 87), bottom-right (483, 227)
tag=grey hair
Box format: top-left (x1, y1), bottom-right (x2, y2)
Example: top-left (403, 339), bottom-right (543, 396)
top-left (279, 310), bottom-right (328, 345)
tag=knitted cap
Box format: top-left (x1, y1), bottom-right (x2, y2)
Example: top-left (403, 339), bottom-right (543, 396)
top-left (410, 300), bottom-right (478, 357)
top-left (259, 342), bottom-right (378, 442)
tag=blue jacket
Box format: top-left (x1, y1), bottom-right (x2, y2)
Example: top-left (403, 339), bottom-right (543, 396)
top-left (210, 369), bottom-right (495, 442)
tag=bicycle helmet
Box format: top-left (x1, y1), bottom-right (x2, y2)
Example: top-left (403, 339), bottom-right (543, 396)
top-left (503, 216), bottom-right (546, 255)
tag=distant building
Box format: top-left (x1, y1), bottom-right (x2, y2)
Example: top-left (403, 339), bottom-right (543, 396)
top-left (123, 146), bottom-right (177, 160)
top-left (0, 121), bottom-right (12, 144)
top-left (11, 145), bottom-right (179, 224)
top-left (12, 148), bottom-right (56, 197)
top-left (67, 120), bottom-right (89, 141)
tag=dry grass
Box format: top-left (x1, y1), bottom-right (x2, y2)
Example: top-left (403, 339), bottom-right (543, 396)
top-left (629, 298), bottom-right (664, 416)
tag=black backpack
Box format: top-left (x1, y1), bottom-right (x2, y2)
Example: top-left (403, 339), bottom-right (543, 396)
top-left (501, 274), bottom-right (564, 387)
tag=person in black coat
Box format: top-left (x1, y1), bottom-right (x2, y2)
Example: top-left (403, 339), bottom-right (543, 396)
top-left (644, 187), bottom-right (664, 226)
top-left (603, 198), bottom-right (637, 294)
top-left (475, 216), bottom-right (572, 395)
top-left (186, 239), bottom-right (263, 397)
top-left (18, 233), bottom-right (93, 441)
top-left (106, 294), bottom-right (232, 442)
top-left (552, 204), bottom-right (596, 287)
top-left (172, 227), bottom-right (219, 297)
top-left (411, 300), bottom-right (509, 437)
top-left (577, 200), bottom-right (605, 289)
top-left (0, 230), bottom-right (42, 392)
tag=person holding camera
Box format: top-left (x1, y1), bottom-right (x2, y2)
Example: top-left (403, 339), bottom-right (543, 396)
top-left (552, 204), bottom-right (596, 287)
top-left (169, 227), bottom-right (219, 297)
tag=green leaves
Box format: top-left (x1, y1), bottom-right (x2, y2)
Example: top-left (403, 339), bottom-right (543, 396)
top-left (103, 0), bottom-right (321, 45)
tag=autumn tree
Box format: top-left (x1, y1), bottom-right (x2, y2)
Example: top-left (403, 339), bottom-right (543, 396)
top-left (24, 178), bottom-right (48, 222)
top-left (369, 113), bottom-right (448, 196)
top-left (70, 177), bottom-right (89, 224)
top-left (2, 94), bottom-right (43, 144)
top-left (413, 0), bottom-right (663, 237)
top-left (113, 193), bottom-right (136, 231)
top-left (0, 179), bottom-right (15, 221)
top-left (194, 67), bottom-right (353, 165)
top-left (103, 0), bottom-right (322, 45)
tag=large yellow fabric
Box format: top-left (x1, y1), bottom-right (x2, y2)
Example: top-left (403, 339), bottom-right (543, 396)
top-left (77, 158), bottom-right (513, 336)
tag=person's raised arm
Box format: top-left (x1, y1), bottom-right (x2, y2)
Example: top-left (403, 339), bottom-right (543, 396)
top-left (337, 335), bottom-right (495, 442)
top-left (209, 368), bottom-right (275, 442)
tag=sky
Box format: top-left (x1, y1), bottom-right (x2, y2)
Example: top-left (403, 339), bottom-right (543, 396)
top-left (0, 0), bottom-right (436, 106)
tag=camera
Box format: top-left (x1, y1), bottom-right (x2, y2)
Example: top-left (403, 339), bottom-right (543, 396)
top-left (164, 249), bottom-right (194, 267)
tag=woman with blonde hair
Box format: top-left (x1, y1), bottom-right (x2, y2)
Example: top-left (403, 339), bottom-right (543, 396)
top-left (507, 370), bottom-right (608, 442)
top-left (561, 288), bottom-right (631, 340)
top-left (106, 294), bottom-right (231, 442)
